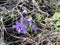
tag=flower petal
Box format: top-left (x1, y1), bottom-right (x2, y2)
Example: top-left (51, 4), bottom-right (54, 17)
top-left (20, 17), bottom-right (27, 23)
top-left (12, 25), bottom-right (16, 28)
top-left (28, 17), bottom-right (33, 27)
top-left (22, 10), bottom-right (27, 14)
top-left (20, 29), bottom-right (27, 34)
top-left (31, 25), bottom-right (38, 31)
top-left (20, 24), bottom-right (27, 34)
top-left (16, 21), bottom-right (20, 25)
top-left (27, 17), bottom-right (32, 22)
top-left (17, 29), bottom-right (21, 33)
top-left (13, 21), bottom-right (27, 34)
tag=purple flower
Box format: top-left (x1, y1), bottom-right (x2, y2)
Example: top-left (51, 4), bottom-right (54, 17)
top-left (22, 10), bottom-right (27, 14)
top-left (27, 17), bottom-right (33, 27)
top-left (31, 25), bottom-right (38, 31)
top-left (12, 21), bottom-right (27, 34)
top-left (27, 17), bottom-right (38, 31)
top-left (22, 7), bottom-right (27, 14)
top-left (27, 17), bottom-right (32, 22)
top-left (20, 17), bottom-right (27, 23)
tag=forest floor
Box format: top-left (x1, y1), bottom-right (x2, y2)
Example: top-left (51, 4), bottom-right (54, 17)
top-left (0, 0), bottom-right (60, 45)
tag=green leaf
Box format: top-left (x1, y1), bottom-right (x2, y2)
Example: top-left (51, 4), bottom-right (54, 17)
top-left (52, 12), bottom-right (60, 19)
top-left (54, 27), bottom-right (60, 32)
top-left (38, 0), bottom-right (42, 3)
top-left (55, 28), bottom-right (60, 30)
top-left (35, 13), bottom-right (43, 21)
top-left (56, 20), bottom-right (60, 26)
top-left (4, 12), bottom-right (9, 17)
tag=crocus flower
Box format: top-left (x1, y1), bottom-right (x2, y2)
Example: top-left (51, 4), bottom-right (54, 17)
top-left (31, 25), bottom-right (38, 31)
top-left (12, 21), bottom-right (27, 34)
top-left (27, 17), bottom-right (33, 27)
top-left (20, 17), bottom-right (27, 24)
top-left (22, 7), bottom-right (28, 14)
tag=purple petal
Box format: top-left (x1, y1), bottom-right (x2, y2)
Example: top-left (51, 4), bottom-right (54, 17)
top-left (22, 7), bottom-right (27, 14)
top-left (28, 17), bottom-right (33, 27)
top-left (12, 24), bottom-right (21, 33)
top-left (17, 29), bottom-right (21, 33)
top-left (31, 25), bottom-right (38, 31)
top-left (12, 25), bottom-right (16, 28)
top-left (27, 17), bottom-right (32, 22)
top-left (16, 21), bottom-right (20, 25)
top-left (29, 21), bottom-right (32, 27)
top-left (20, 17), bottom-right (27, 23)
top-left (16, 21), bottom-right (22, 27)
top-left (22, 10), bottom-right (27, 14)
top-left (17, 23), bottom-right (27, 34)
top-left (20, 29), bottom-right (27, 34)
top-left (13, 21), bottom-right (27, 34)
top-left (16, 26), bottom-right (20, 31)
top-left (20, 24), bottom-right (27, 34)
